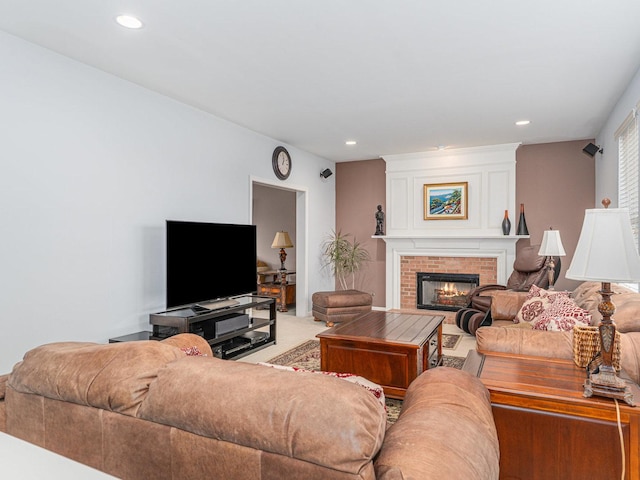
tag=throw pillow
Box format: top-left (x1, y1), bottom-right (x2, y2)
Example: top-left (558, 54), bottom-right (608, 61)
top-left (514, 285), bottom-right (570, 324)
top-left (180, 346), bottom-right (206, 356)
top-left (531, 296), bottom-right (592, 331)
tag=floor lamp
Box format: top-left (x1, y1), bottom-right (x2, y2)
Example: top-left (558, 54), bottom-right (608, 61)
top-left (566, 199), bottom-right (640, 405)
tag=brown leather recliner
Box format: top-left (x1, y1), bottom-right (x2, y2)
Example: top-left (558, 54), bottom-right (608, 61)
top-left (467, 244), bottom-right (561, 313)
top-left (468, 245), bottom-right (561, 312)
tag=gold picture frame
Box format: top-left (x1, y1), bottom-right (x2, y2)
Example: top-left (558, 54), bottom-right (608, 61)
top-left (423, 182), bottom-right (468, 220)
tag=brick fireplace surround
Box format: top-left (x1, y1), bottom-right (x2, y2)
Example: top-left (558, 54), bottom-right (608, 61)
top-left (400, 255), bottom-right (497, 310)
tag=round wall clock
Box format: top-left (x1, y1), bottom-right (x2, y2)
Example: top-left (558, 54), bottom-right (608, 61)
top-left (272, 146), bottom-right (291, 180)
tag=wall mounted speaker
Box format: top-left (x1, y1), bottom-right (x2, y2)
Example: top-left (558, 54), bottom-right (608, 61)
top-left (583, 142), bottom-right (603, 157)
top-left (320, 168), bottom-right (333, 179)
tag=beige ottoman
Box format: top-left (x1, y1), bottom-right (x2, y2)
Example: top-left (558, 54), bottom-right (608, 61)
top-left (312, 290), bottom-right (373, 327)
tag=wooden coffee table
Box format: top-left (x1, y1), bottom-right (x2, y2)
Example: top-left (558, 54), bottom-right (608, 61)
top-left (316, 311), bottom-right (444, 399)
top-left (464, 351), bottom-right (640, 480)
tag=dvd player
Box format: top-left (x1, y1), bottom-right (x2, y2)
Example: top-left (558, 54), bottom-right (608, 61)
top-left (241, 331), bottom-right (269, 345)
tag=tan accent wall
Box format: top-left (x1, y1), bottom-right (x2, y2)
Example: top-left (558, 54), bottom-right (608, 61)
top-left (515, 140), bottom-right (596, 291)
top-left (335, 140), bottom-right (596, 307)
top-left (335, 159), bottom-right (386, 307)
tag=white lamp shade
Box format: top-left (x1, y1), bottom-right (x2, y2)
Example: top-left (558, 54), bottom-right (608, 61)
top-left (538, 230), bottom-right (566, 257)
top-left (566, 207), bottom-right (640, 283)
top-left (271, 231), bottom-right (293, 249)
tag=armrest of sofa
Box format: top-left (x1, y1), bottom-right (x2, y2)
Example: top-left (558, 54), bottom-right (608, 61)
top-left (476, 326), bottom-right (573, 359)
top-left (489, 290), bottom-right (528, 320)
top-left (160, 333), bottom-right (213, 357)
top-left (374, 368), bottom-right (499, 480)
top-left (0, 373), bottom-right (8, 432)
top-left (469, 284), bottom-right (507, 311)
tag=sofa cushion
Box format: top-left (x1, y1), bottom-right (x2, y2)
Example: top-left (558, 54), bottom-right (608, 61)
top-left (620, 332), bottom-right (640, 384)
top-left (8, 341), bottom-right (184, 416)
top-left (514, 285), bottom-right (570, 324)
top-left (571, 281), bottom-right (640, 331)
top-left (139, 356), bottom-right (386, 475)
top-left (531, 296), bottom-right (591, 331)
top-left (610, 300), bottom-right (640, 332)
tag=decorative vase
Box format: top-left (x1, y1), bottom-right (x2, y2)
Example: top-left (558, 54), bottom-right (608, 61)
top-left (516, 203), bottom-right (529, 235)
top-left (501, 210), bottom-right (511, 235)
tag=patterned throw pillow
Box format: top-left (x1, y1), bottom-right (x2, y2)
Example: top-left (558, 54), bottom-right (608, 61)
top-left (258, 362), bottom-right (386, 409)
top-left (531, 296), bottom-right (592, 331)
top-left (514, 285), bottom-right (570, 324)
top-left (180, 346), bottom-right (206, 356)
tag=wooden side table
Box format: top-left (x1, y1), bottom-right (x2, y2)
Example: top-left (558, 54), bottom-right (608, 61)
top-left (464, 351), bottom-right (640, 480)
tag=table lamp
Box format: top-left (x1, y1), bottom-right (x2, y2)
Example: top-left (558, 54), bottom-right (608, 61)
top-left (538, 228), bottom-right (566, 290)
top-left (566, 199), bottom-right (640, 405)
top-left (271, 231), bottom-right (294, 271)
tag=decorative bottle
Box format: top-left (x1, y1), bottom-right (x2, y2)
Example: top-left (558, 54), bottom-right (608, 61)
top-left (516, 203), bottom-right (529, 235)
top-left (501, 210), bottom-right (511, 235)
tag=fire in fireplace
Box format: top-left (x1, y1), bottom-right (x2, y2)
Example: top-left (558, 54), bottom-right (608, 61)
top-left (417, 272), bottom-right (480, 311)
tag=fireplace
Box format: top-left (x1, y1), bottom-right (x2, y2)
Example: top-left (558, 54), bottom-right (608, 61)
top-left (417, 272), bottom-right (480, 311)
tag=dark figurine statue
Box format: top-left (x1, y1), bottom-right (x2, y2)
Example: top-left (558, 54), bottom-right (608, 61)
top-left (375, 205), bottom-right (385, 236)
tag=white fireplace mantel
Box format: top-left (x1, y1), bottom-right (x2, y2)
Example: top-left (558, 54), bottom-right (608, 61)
top-left (380, 234), bottom-right (526, 310)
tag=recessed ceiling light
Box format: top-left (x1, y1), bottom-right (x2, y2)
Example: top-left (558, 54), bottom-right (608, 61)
top-left (437, 145), bottom-right (446, 151)
top-left (515, 120), bottom-right (531, 126)
top-left (345, 140), bottom-right (357, 146)
top-left (116, 15), bottom-right (143, 29)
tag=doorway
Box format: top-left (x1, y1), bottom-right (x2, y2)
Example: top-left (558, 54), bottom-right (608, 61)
top-left (251, 179), bottom-right (308, 316)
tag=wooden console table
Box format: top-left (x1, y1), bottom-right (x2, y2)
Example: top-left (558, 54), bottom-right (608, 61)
top-left (464, 351), bottom-right (640, 480)
top-left (257, 270), bottom-right (295, 312)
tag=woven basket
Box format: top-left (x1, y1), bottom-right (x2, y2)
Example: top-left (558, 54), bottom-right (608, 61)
top-left (572, 325), bottom-right (621, 370)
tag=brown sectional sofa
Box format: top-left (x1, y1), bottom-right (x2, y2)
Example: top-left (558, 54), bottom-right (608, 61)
top-left (0, 333), bottom-right (500, 479)
top-left (476, 281), bottom-right (640, 384)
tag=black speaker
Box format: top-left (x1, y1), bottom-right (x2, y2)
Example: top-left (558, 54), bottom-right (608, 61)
top-left (320, 168), bottom-right (333, 179)
top-left (582, 142), bottom-right (602, 157)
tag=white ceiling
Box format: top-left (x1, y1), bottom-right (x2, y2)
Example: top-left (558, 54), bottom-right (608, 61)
top-left (2, 0), bottom-right (640, 162)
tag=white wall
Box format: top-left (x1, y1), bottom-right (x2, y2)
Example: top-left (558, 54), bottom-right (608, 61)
top-left (0, 31), bottom-right (335, 373)
top-left (596, 66), bottom-right (640, 206)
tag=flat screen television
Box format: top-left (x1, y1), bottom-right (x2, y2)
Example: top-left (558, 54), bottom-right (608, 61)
top-left (166, 220), bottom-right (257, 309)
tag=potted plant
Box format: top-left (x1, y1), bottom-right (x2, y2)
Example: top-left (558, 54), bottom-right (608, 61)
top-left (321, 230), bottom-right (370, 290)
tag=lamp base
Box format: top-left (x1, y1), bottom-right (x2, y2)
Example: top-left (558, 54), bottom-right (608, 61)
top-left (584, 366), bottom-right (635, 406)
top-left (546, 258), bottom-right (556, 290)
top-left (279, 248), bottom-right (287, 271)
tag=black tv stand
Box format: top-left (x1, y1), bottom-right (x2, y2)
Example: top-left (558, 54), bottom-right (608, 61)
top-left (120, 295), bottom-right (276, 360)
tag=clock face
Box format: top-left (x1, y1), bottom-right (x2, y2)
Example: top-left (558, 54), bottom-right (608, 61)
top-left (272, 147), bottom-right (291, 180)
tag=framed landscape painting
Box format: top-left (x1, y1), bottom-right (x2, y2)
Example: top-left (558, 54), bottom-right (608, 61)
top-left (423, 182), bottom-right (468, 220)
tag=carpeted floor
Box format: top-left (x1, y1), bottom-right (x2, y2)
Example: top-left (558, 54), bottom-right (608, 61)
top-left (265, 338), bottom-right (466, 423)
